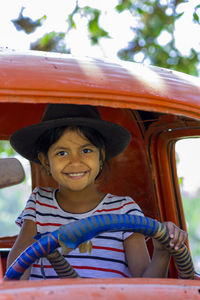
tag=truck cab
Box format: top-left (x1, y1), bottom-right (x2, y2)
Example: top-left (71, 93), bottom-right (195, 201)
top-left (0, 49), bottom-right (199, 299)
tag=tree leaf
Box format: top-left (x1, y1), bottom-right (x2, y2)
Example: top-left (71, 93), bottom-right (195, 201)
top-left (88, 9), bottom-right (109, 45)
top-left (193, 12), bottom-right (199, 24)
top-left (30, 31), bottom-right (68, 53)
top-left (12, 7), bottom-right (46, 34)
top-left (116, 0), bottom-right (132, 12)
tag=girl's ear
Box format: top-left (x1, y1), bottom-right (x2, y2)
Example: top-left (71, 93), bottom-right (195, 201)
top-left (38, 152), bottom-right (50, 173)
top-left (100, 148), bottom-right (106, 163)
top-left (99, 148), bottom-right (106, 171)
top-left (96, 148), bottom-right (106, 180)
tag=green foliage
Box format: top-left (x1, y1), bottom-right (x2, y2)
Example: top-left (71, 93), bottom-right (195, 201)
top-left (0, 187), bottom-right (23, 236)
top-left (117, 0), bottom-right (200, 75)
top-left (12, 7), bottom-right (46, 34)
top-left (0, 141), bottom-right (31, 236)
top-left (68, 5), bottom-right (79, 30)
top-left (11, 0), bottom-right (200, 76)
top-left (193, 4), bottom-right (200, 24)
top-left (31, 31), bottom-right (68, 53)
top-left (182, 192), bottom-right (200, 272)
top-left (68, 6), bottom-right (109, 45)
top-left (116, 0), bottom-right (132, 12)
top-left (87, 8), bottom-right (109, 45)
top-left (178, 176), bottom-right (183, 186)
top-left (177, 150), bottom-right (200, 272)
top-left (0, 141), bottom-right (15, 158)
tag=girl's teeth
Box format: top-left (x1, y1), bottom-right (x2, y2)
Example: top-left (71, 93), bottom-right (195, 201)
top-left (69, 173), bottom-right (84, 177)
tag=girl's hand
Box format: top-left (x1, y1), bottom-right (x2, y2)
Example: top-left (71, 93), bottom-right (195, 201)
top-left (165, 221), bottom-right (188, 250)
top-left (153, 222), bottom-right (188, 252)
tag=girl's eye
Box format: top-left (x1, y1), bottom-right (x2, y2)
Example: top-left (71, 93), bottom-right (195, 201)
top-left (57, 151), bottom-right (67, 156)
top-left (82, 148), bottom-right (92, 154)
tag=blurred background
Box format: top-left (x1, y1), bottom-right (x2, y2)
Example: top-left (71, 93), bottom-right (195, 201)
top-left (0, 0), bottom-right (200, 272)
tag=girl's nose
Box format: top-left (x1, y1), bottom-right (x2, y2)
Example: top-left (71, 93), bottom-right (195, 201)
top-left (69, 152), bottom-right (81, 164)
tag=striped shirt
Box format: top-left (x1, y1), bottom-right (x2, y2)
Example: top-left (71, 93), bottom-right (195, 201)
top-left (16, 186), bottom-right (144, 280)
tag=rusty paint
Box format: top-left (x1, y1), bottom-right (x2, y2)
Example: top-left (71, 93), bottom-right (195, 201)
top-left (0, 50), bottom-right (199, 299)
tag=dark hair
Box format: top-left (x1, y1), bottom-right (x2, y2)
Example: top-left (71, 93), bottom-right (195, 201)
top-left (35, 125), bottom-right (105, 156)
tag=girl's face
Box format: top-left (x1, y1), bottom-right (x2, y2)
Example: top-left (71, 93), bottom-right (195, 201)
top-left (39, 128), bottom-right (103, 192)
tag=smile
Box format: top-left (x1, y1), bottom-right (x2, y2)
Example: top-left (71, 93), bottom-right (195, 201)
top-left (69, 172), bottom-right (86, 177)
top-left (65, 172), bottom-right (87, 178)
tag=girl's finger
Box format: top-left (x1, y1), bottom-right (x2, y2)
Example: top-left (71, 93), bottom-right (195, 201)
top-left (165, 222), bottom-right (175, 240)
top-left (169, 224), bottom-right (179, 248)
top-left (164, 222), bottom-right (188, 250)
top-left (174, 230), bottom-right (188, 250)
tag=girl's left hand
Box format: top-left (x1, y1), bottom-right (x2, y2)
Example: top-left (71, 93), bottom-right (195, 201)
top-left (165, 221), bottom-right (188, 250)
top-left (153, 221), bottom-right (188, 252)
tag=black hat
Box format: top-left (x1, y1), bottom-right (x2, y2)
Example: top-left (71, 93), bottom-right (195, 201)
top-left (10, 104), bottom-right (131, 163)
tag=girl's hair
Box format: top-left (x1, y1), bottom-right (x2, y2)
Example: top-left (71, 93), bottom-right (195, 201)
top-left (35, 126), bottom-right (107, 178)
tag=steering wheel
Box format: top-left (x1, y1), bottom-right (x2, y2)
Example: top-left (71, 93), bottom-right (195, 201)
top-left (4, 214), bottom-right (194, 280)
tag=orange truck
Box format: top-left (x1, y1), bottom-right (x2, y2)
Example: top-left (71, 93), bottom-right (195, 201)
top-left (0, 49), bottom-right (199, 299)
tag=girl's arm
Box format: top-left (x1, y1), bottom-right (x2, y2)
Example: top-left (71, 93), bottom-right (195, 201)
top-left (124, 233), bottom-right (151, 277)
top-left (7, 219), bottom-right (37, 280)
top-left (124, 222), bottom-right (188, 278)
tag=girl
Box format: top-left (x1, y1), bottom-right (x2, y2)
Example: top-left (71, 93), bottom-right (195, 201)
top-left (7, 103), bottom-right (187, 280)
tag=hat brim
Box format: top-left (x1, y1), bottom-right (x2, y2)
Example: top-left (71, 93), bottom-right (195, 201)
top-left (10, 117), bottom-right (131, 163)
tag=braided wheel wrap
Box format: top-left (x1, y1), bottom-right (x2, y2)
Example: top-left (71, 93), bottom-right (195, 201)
top-left (46, 250), bottom-right (80, 278)
top-left (4, 214), bottom-right (194, 280)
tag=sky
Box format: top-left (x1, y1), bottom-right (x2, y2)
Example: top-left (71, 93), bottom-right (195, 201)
top-left (176, 139), bottom-right (200, 194)
top-left (1, 0), bottom-right (200, 59)
top-left (0, 0), bottom-right (200, 194)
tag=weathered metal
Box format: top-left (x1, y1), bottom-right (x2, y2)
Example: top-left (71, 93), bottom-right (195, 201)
top-left (0, 49), bottom-right (199, 299)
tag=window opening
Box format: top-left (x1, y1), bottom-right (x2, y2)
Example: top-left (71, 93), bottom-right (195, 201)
top-left (175, 138), bottom-right (200, 274)
top-left (0, 141), bottom-right (31, 237)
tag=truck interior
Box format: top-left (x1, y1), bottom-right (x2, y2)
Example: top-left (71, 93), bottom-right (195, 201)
top-left (0, 103), bottom-right (200, 280)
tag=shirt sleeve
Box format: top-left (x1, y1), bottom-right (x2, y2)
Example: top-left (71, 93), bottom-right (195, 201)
top-left (121, 196), bottom-right (144, 240)
top-left (15, 187), bottom-right (37, 227)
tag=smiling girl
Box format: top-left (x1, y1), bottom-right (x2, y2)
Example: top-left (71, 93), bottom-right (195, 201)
top-left (7, 104), bottom-right (187, 280)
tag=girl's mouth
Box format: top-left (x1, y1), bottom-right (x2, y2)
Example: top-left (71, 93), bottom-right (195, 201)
top-left (65, 171), bottom-right (87, 179)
